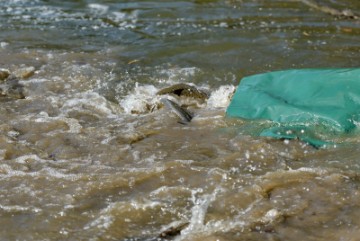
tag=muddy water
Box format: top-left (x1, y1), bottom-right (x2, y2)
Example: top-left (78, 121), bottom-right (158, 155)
top-left (1, 0), bottom-right (360, 240)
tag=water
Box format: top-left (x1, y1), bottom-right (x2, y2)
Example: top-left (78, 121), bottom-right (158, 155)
top-left (0, 0), bottom-right (360, 240)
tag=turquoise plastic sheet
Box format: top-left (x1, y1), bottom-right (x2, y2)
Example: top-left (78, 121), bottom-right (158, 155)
top-left (226, 68), bottom-right (360, 147)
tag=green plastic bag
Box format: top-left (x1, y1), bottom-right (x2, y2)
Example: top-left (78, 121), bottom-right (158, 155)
top-left (226, 68), bottom-right (360, 147)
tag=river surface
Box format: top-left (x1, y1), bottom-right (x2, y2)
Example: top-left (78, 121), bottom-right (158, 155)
top-left (0, 0), bottom-right (360, 240)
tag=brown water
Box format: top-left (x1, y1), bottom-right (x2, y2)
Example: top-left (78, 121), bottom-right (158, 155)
top-left (0, 0), bottom-right (360, 240)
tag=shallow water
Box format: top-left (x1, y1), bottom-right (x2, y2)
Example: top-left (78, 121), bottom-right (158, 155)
top-left (0, 0), bottom-right (360, 240)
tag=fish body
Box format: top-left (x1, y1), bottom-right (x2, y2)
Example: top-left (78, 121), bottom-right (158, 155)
top-left (160, 98), bottom-right (193, 123)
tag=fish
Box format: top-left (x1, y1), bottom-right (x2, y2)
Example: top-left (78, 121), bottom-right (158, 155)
top-left (160, 98), bottom-right (193, 124)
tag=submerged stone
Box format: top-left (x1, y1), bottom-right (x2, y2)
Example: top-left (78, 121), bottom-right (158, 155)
top-left (13, 66), bottom-right (35, 79)
top-left (0, 77), bottom-right (25, 99)
top-left (158, 222), bottom-right (189, 239)
top-left (157, 83), bottom-right (209, 100)
top-left (0, 67), bottom-right (34, 99)
top-left (0, 68), bottom-right (10, 81)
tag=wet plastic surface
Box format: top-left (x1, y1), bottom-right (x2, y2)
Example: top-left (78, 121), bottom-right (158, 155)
top-left (227, 68), bottom-right (360, 147)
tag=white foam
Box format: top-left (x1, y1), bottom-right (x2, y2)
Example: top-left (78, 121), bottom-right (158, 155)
top-left (32, 111), bottom-right (82, 134)
top-left (84, 199), bottom-right (161, 232)
top-left (0, 42), bottom-right (9, 48)
top-left (119, 84), bottom-right (161, 114)
top-left (0, 162), bottom-right (81, 181)
top-left (158, 67), bottom-right (199, 84)
top-left (150, 186), bottom-right (190, 198)
top-left (59, 117), bottom-right (83, 134)
top-left (296, 167), bottom-right (328, 175)
top-left (180, 188), bottom-right (221, 237)
top-left (88, 3), bottom-right (109, 15)
top-left (61, 91), bottom-right (119, 118)
top-left (15, 154), bottom-right (46, 164)
top-left (41, 167), bottom-right (80, 181)
top-left (20, 78), bottom-right (52, 84)
top-left (110, 10), bottom-right (138, 29)
top-left (111, 11), bottom-right (127, 21)
top-left (207, 85), bottom-right (235, 108)
top-left (262, 209), bottom-right (281, 223)
top-left (83, 213), bottom-right (114, 231)
top-left (0, 204), bottom-right (42, 213)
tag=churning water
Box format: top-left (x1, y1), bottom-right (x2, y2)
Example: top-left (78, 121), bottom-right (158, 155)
top-left (0, 0), bottom-right (360, 240)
